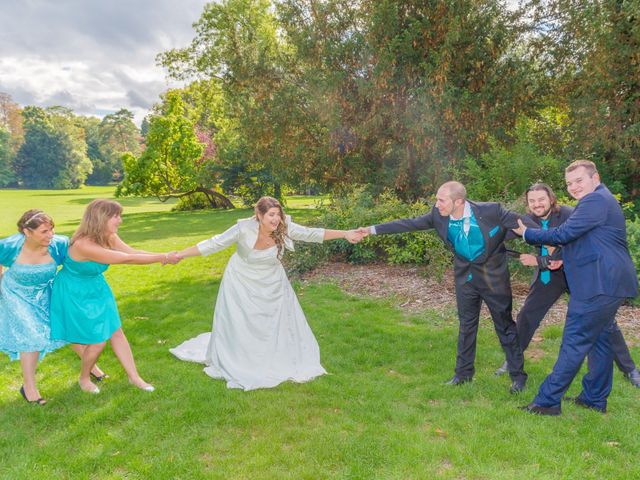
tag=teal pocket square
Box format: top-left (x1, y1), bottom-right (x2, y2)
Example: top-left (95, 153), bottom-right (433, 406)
top-left (488, 226), bottom-right (500, 237)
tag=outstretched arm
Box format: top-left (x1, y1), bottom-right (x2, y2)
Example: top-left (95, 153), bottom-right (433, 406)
top-left (72, 238), bottom-right (170, 265)
top-left (517, 194), bottom-right (605, 246)
top-left (373, 211), bottom-right (436, 235)
top-left (178, 224), bottom-right (240, 259)
top-left (323, 229), bottom-right (363, 243)
top-left (109, 233), bottom-right (154, 254)
top-left (176, 245), bottom-right (202, 259)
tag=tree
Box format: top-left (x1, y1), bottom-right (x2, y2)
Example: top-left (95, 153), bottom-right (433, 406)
top-left (524, 0), bottom-right (640, 201)
top-left (160, 0), bottom-right (540, 201)
top-left (15, 106), bottom-right (92, 189)
top-left (0, 127), bottom-right (15, 186)
top-left (85, 109), bottom-right (141, 185)
top-left (117, 90), bottom-right (234, 208)
top-left (0, 92), bottom-right (24, 153)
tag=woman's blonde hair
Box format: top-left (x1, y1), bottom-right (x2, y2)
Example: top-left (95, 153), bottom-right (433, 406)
top-left (255, 196), bottom-right (288, 259)
top-left (71, 199), bottom-right (123, 247)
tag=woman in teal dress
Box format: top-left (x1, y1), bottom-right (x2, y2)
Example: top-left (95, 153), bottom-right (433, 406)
top-left (51, 199), bottom-right (179, 394)
top-left (0, 210), bottom-right (68, 405)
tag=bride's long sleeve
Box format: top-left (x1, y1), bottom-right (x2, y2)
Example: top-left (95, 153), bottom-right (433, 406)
top-left (197, 224), bottom-right (240, 256)
top-left (287, 221), bottom-right (325, 244)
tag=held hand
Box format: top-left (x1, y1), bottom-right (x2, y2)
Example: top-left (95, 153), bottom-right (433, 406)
top-left (519, 253), bottom-right (538, 267)
top-left (356, 226), bottom-right (371, 238)
top-left (344, 230), bottom-right (364, 244)
top-left (547, 259), bottom-right (563, 270)
top-left (512, 219), bottom-right (526, 237)
top-left (162, 251), bottom-right (181, 265)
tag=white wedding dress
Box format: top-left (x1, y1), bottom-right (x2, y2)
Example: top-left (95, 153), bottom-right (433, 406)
top-left (170, 216), bottom-right (327, 390)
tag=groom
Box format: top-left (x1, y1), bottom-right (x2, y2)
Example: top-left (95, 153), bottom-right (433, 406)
top-left (357, 181), bottom-right (527, 393)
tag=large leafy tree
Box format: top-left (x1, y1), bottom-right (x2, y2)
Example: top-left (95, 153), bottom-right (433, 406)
top-left (160, 0), bottom-right (539, 200)
top-left (15, 106), bottom-right (92, 189)
top-left (117, 90), bottom-right (234, 208)
top-left (84, 109), bottom-right (141, 185)
top-left (98, 109), bottom-right (141, 183)
top-left (525, 0), bottom-right (640, 200)
top-left (160, 0), bottom-right (296, 200)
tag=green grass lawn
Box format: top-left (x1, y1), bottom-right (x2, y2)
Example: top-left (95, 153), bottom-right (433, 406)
top-left (0, 188), bottom-right (638, 479)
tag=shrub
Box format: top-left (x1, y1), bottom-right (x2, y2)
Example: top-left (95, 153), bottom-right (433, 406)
top-left (626, 216), bottom-right (640, 305)
top-left (285, 187), bottom-right (453, 278)
top-left (462, 136), bottom-right (565, 203)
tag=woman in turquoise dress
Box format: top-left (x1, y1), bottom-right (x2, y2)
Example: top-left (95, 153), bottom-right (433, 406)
top-left (50, 199), bottom-right (179, 394)
top-left (0, 210), bottom-right (68, 405)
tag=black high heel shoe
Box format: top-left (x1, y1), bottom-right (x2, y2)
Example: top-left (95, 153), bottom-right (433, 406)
top-left (19, 386), bottom-right (47, 406)
top-left (90, 372), bottom-right (109, 382)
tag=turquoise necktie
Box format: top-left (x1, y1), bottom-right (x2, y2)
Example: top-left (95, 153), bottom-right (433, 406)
top-left (540, 219), bottom-right (550, 285)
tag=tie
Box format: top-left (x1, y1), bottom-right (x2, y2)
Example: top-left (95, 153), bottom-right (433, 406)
top-left (540, 219), bottom-right (550, 285)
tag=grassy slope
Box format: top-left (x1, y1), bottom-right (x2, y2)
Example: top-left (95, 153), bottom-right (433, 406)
top-left (0, 188), bottom-right (637, 479)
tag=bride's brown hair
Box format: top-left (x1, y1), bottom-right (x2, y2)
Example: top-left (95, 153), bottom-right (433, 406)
top-left (255, 196), bottom-right (288, 259)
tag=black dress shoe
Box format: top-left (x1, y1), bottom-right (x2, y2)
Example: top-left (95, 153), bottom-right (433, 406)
top-left (564, 396), bottom-right (606, 413)
top-left (495, 361), bottom-right (508, 376)
top-left (624, 368), bottom-right (640, 388)
top-left (509, 379), bottom-right (526, 394)
top-left (445, 375), bottom-right (472, 386)
top-left (518, 403), bottom-right (561, 416)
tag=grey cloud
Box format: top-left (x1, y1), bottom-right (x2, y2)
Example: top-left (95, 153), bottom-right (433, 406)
top-left (41, 89), bottom-right (96, 114)
top-left (0, 0), bottom-right (207, 63)
top-left (0, 84), bottom-right (37, 105)
top-left (0, 0), bottom-right (207, 120)
top-left (127, 89), bottom-right (154, 109)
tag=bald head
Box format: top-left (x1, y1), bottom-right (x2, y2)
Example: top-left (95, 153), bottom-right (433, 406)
top-left (439, 181), bottom-right (467, 202)
top-left (435, 181), bottom-right (467, 217)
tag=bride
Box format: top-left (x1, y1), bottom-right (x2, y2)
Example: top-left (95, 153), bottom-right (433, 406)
top-left (170, 196), bottom-right (361, 390)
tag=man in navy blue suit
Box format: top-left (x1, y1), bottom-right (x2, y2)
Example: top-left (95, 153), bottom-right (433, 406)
top-left (513, 160), bottom-right (638, 415)
top-left (496, 183), bottom-right (640, 388)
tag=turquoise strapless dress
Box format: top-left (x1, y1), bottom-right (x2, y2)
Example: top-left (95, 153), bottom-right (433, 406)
top-left (50, 257), bottom-right (121, 344)
top-left (0, 262), bottom-right (67, 360)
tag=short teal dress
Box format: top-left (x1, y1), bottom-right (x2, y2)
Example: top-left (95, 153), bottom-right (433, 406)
top-left (50, 257), bottom-right (121, 344)
top-left (0, 234), bottom-right (69, 360)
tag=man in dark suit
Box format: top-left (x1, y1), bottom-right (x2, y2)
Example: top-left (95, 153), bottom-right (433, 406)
top-left (358, 181), bottom-right (527, 393)
top-left (514, 161), bottom-right (638, 415)
top-left (497, 183), bottom-right (640, 387)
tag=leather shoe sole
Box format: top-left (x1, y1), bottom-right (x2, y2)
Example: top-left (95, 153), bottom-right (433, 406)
top-left (564, 396), bottom-right (606, 413)
top-left (518, 403), bottom-right (561, 416)
top-left (445, 376), bottom-right (472, 386)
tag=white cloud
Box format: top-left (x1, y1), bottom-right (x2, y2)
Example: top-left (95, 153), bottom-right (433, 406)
top-left (0, 0), bottom-right (209, 124)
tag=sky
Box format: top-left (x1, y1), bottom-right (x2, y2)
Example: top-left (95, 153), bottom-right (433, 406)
top-left (0, 0), bottom-right (209, 124)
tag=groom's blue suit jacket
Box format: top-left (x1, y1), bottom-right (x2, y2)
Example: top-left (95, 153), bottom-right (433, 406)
top-left (524, 184), bottom-right (638, 301)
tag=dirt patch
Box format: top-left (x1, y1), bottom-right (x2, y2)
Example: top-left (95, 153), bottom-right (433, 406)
top-left (301, 262), bottom-right (640, 343)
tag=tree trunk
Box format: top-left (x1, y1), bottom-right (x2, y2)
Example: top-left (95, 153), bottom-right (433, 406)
top-left (195, 186), bottom-right (235, 209)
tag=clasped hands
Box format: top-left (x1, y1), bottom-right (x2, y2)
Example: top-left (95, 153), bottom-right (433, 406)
top-left (161, 251), bottom-right (182, 265)
top-left (343, 227), bottom-right (372, 244)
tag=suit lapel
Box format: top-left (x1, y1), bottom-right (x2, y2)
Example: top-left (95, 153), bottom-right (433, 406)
top-left (470, 203), bottom-right (491, 258)
top-left (433, 210), bottom-right (452, 248)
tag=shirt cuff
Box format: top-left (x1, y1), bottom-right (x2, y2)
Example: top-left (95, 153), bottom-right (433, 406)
top-left (370, 225), bottom-right (377, 235)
